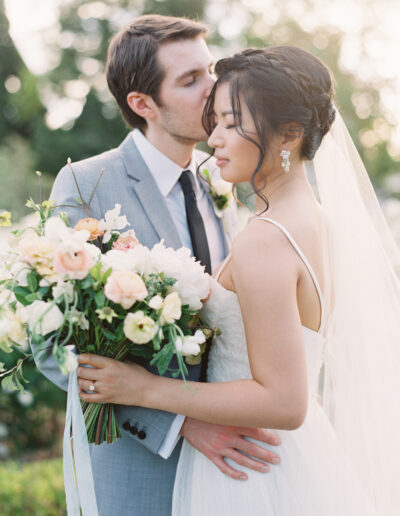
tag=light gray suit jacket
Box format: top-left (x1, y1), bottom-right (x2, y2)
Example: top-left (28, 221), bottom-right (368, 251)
top-left (32, 132), bottom-right (234, 515)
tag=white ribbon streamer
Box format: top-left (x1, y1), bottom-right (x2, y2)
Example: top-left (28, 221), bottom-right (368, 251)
top-left (63, 369), bottom-right (99, 516)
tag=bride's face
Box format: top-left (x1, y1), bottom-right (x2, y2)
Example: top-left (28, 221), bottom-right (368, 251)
top-left (208, 82), bottom-right (283, 185)
top-left (207, 82), bottom-right (259, 184)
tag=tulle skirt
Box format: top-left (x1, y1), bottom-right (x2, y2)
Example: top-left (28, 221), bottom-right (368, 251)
top-left (172, 397), bottom-right (380, 516)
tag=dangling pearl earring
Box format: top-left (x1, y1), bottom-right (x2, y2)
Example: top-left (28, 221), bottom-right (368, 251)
top-left (280, 149), bottom-right (291, 173)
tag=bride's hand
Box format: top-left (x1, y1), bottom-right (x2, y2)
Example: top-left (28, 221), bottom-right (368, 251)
top-left (77, 354), bottom-right (152, 406)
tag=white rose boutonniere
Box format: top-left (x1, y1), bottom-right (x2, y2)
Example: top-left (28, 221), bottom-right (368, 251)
top-left (201, 169), bottom-right (234, 217)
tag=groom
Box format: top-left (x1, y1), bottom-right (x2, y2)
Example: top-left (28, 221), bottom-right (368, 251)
top-left (35, 14), bottom-right (280, 515)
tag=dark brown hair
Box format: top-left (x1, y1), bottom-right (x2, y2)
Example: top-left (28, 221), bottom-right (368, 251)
top-left (106, 14), bottom-right (208, 129)
top-left (202, 46), bottom-right (336, 210)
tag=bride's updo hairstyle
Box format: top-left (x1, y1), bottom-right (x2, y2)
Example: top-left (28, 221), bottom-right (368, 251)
top-left (203, 46), bottom-right (336, 208)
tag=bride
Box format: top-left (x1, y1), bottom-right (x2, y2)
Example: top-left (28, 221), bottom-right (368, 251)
top-left (77, 46), bottom-right (400, 515)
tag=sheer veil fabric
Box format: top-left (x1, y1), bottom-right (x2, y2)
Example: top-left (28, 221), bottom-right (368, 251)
top-left (314, 111), bottom-right (400, 513)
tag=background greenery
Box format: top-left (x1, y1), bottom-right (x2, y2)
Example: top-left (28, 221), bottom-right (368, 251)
top-left (1, 0), bottom-right (400, 510)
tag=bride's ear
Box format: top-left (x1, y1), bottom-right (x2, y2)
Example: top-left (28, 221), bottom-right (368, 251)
top-left (280, 122), bottom-right (304, 152)
top-left (126, 92), bottom-right (158, 121)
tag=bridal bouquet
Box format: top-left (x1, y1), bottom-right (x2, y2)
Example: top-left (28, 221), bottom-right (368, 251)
top-left (0, 200), bottom-right (214, 444)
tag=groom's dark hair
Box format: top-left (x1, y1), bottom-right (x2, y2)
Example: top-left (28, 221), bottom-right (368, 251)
top-left (106, 14), bottom-right (208, 129)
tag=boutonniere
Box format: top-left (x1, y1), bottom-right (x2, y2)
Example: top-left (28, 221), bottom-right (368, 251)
top-left (201, 169), bottom-right (234, 217)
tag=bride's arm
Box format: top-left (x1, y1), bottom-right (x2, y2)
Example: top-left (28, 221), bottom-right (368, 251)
top-left (78, 225), bottom-right (309, 430)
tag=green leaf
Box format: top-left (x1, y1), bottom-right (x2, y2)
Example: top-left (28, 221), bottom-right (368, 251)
top-left (13, 286), bottom-right (31, 306)
top-left (102, 267), bottom-right (112, 284)
top-left (202, 168), bottom-right (210, 180)
top-left (90, 262), bottom-right (102, 282)
top-left (150, 343), bottom-right (175, 376)
top-left (1, 375), bottom-right (12, 390)
top-left (95, 291), bottom-right (106, 308)
top-left (80, 276), bottom-right (93, 289)
top-left (38, 286), bottom-right (50, 297)
top-left (25, 293), bottom-right (38, 303)
top-left (100, 327), bottom-right (116, 342)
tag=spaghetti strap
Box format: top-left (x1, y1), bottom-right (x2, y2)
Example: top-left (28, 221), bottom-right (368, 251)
top-left (215, 255), bottom-right (231, 282)
top-left (255, 217), bottom-right (325, 332)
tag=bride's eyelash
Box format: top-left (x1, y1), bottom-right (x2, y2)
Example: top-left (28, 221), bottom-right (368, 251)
top-left (225, 124), bottom-right (236, 129)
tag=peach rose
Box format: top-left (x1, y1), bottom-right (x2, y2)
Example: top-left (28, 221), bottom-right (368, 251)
top-left (112, 232), bottom-right (140, 252)
top-left (74, 218), bottom-right (104, 241)
top-left (104, 270), bottom-right (148, 309)
top-left (54, 244), bottom-right (94, 280)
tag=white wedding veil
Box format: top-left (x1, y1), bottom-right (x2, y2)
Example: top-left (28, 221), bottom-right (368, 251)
top-left (314, 111), bottom-right (400, 513)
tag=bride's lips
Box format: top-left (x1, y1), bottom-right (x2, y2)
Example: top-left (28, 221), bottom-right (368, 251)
top-left (215, 155), bottom-right (230, 167)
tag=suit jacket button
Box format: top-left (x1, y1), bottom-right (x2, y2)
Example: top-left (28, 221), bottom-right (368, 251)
top-left (137, 430), bottom-right (146, 440)
top-left (130, 425), bottom-right (138, 436)
top-left (122, 421), bottom-right (130, 431)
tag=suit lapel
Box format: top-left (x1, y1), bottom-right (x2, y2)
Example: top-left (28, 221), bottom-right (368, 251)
top-left (118, 134), bottom-right (182, 249)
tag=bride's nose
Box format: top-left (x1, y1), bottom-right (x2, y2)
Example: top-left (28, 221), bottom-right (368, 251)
top-left (208, 127), bottom-right (223, 149)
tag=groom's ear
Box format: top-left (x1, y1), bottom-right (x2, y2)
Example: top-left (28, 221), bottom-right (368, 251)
top-left (126, 92), bottom-right (158, 121)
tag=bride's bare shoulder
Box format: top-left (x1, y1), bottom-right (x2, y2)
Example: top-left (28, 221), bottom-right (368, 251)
top-left (231, 206), bottom-right (322, 268)
top-left (231, 217), bottom-right (291, 265)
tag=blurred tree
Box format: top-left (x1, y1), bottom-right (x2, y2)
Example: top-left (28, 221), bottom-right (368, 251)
top-left (204, 6), bottom-right (399, 188)
top-left (0, 0), bottom-right (44, 144)
top-left (33, 0), bottom-right (207, 175)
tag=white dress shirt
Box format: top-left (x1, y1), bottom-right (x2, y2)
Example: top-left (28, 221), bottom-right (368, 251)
top-left (131, 129), bottom-right (225, 458)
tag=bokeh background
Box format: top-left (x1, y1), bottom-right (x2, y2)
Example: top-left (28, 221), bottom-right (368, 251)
top-left (1, 0), bottom-right (400, 513)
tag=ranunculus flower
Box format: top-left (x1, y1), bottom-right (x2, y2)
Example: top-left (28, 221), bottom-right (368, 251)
top-left (112, 230), bottom-right (140, 252)
top-left (104, 271), bottom-right (148, 309)
top-left (124, 311), bottom-right (156, 344)
top-left (74, 218), bottom-right (104, 241)
top-left (20, 300), bottom-right (64, 336)
top-left (54, 241), bottom-right (94, 280)
top-left (149, 295), bottom-right (163, 310)
top-left (18, 231), bottom-right (56, 276)
top-left (160, 292), bottom-right (181, 324)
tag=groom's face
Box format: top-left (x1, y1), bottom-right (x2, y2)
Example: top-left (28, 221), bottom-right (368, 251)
top-left (155, 37), bottom-right (215, 143)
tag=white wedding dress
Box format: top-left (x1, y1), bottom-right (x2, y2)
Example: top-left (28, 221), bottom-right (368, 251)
top-left (172, 217), bottom-right (378, 516)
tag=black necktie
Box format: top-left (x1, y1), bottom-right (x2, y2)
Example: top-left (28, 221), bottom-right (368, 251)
top-left (178, 170), bottom-right (212, 274)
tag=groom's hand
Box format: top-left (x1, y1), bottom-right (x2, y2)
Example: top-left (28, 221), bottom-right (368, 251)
top-left (180, 417), bottom-right (281, 480)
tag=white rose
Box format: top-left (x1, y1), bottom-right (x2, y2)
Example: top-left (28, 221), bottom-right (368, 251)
top-left (0, 318), bottom-right (12, 338)
top-left (214, 179), bottom-right (232, 197)
top-left (160, 292), bottom-right (181, 324)
top-left (0, 290), bottom-right (15, 304)
top-left (102, 246), bottom-right (153, 275)
top-left (149, 295), bottom-right (163, 310)
top-left (150, 241), bottom-right (210, 310)
top-left (0, 307), bottom-right (27, 349)
top-left (23, 300), bottom-right (64, 336)
top-left (52, 280), bottom-right (74, 303)
top-left (124, 311), bottom-right (156, 344)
